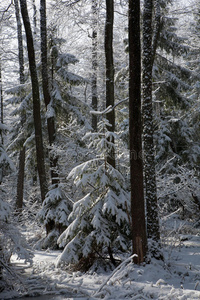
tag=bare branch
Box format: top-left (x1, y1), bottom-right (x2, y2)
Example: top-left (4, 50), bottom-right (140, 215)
top-left (0, 1), bottom-right (13, 23)
top-left (59, 0), bottom-right (82, 7)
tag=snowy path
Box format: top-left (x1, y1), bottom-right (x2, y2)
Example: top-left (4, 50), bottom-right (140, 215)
top-left (2, 251), bottom-right (90, 299)
top-left (2, 235), bottom-right (200, 299)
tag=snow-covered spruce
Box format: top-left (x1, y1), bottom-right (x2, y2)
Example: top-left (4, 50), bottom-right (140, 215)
top-left (56, 118), bottom-right (130, 269)
top-left (37, 184), bottom-right (72, 249)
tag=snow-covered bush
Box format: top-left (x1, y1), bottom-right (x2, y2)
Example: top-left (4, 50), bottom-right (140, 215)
top-left (0, 209), bottom-right (33, 292)
top-left (56, 117), bottom-right (130, 270)
top-left (0, 133), bottom-right (33, 291)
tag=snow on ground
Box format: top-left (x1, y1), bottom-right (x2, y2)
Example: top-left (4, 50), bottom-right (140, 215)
top-left (1, 232), bottom-right (200, 300)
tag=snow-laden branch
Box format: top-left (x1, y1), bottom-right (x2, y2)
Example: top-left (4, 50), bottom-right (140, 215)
top-left (90, 97), bottom-right (129, 115)
top-left (162, 208), bottom-right (182, 221)
top-left (90, 105), bottom-right (112, 115)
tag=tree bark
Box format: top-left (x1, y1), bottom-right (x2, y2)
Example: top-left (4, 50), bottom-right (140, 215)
top-left (129, 0), bottom-right (147, 264)
top-left (91, 0), bottom-right (98, 131)
top-left (40, 0), bottom-right (59, 186)
top-left (104, 0), bottom-right (115, 263)
top-left (142, 0), bottom-right (161, 246)
top-left (105, 0), bottom-right (115, 168)
top-left (19, 0), bottom-right (48, 202)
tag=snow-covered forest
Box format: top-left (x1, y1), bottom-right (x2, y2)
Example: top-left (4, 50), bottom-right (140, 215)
top-left (0, 0), bottom-right (200, 299)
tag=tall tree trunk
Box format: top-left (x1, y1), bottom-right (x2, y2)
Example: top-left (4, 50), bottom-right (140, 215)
top-left (91, 0), bottom-right (98, 131)
top-left (129, 0), bottom-right (147, 264)
top-left (19, 0), bottom-right (48, 202)
top-left (105, 0), bottom-right (115, 168)
top-left (14, 0), bottom-right (26, 212)
top-left (104, 0), bottom-right (115, 263)
top-left (142, 0), bottom-right (161, 251)
top-left (40, 0), bottom-right (59, 186)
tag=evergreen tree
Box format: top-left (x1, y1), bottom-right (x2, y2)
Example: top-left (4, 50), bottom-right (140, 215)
top-left (56, 117), bottom-right (130, 269)
top-left (6, 82), bottom-right (39, 185)
top-left (153, 0), bottom-right (191, 113)
top-left (183, 0), bottom-right (200, 171)
top-left (37, 184), bottom-right (72, 249)
top-left (37, 35), bottom-right (88, 249)
top-left (153, 1), bottom-right (200, 220)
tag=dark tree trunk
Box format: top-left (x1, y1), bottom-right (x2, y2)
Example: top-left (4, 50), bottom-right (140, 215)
top-left (40, 0), bottom-right (59, 186)
top-left (91, 0), bottom-right (98, 131)
top-left (14, 0), bottom-right (26, 212)
top-left (104, 0), bottom-right (115, 263)
top-left (105, 0), bottom-right (115, 168)
top-left (19, 0), bottom-right (48, 202)
top-left (142, 0), bottom-right (161, 248)
top-left (129, 0), bottom-right (147, 264)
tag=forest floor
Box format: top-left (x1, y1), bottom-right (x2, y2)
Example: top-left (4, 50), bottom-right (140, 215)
top-left (1, 214), bottom-right (200, 299)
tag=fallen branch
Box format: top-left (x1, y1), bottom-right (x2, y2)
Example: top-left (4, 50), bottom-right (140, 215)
top-left (94, 254), bottom-right (137, 296)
